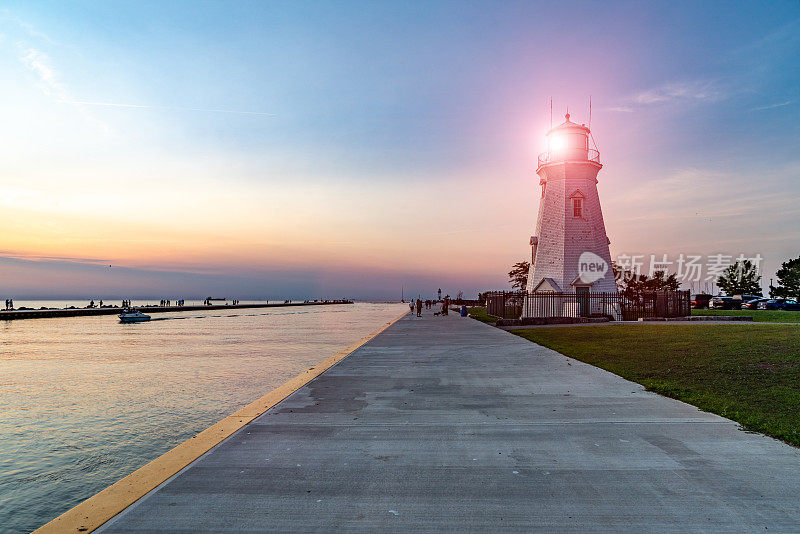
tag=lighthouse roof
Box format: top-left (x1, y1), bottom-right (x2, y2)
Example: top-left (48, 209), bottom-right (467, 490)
top-left (547, 113), bottom-right (590, 136)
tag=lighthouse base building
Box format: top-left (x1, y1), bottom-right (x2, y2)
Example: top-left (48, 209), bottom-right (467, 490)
top-left (522, 113), bottom-right (617, 318)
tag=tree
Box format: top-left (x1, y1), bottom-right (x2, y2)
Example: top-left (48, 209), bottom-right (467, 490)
top-left (613, 262), bottom-right (680, 298)
top-left (717, 260), bottom-right (762, 296)
top-left (770, 256), bottom-right (800, 298)
top-left (644, 270), bottom-right (681, 292)
top-left (612, 261), bottom-right (628, 292)
top-left (508, 261), bottom-right (530, 290)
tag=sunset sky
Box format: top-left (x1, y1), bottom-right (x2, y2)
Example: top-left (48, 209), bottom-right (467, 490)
top-left (1, 1), bottom-right (798, 299)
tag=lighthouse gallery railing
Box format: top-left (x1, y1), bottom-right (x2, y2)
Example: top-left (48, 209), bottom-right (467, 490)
top-left (537, 148), bottom-right (600, 168)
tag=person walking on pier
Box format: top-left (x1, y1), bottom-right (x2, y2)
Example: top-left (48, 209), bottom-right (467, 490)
top-left (415, 298), bottom-right (422, 317)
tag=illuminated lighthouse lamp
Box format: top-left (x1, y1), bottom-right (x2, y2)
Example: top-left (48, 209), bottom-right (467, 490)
top-left (547, 114), bottom-right (589, 158)
top-left (539, 113), bottom-right (597, 168)
top-left (548, 133), bottom-right (567, 152)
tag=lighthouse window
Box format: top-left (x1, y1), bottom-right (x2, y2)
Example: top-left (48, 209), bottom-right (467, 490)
top-left (568, 133), bottom-right (586, 150)
top-left (573, 198), bottom-right (583, 218)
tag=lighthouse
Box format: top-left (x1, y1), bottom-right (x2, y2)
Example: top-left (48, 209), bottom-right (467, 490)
top-left (524, 113), bottom-right (615, 308)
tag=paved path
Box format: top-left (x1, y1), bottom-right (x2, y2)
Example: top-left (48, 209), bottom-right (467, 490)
top-left (100, 312), bottom-right (800, 532)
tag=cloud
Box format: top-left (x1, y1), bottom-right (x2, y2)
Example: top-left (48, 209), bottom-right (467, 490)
top-left (13, 40), bottom-right (273, 120)
top-left (0, 10), bottom-right (58, 44)
top-left (751, 100), bottom-right (794, 111)
top-left (609, 163), bottom-right (800, 223)
top-left (59, 100), bottom-right (276, 116)
top-left (6, 14), bottom-right (107, 131)
top-left (732, 17), bottom-right (800, 60)
top-left (17, 46), bottom-right (70, 101)
top-left (605, 106), bottom-right (634, 113)
top-left (0, 250), bottom-right (110, 265)
top-left (607, 80), bottom-right (724, 113)
top-left (635, 80), bottom-right (722, 104)
top-left (15, 44), bottom-right (110, 132)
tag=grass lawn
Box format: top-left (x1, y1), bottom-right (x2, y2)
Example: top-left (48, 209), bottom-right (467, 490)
top-left (692, 308), bottom-right (800, 323)
top-left (465, 306), bottom-right (498, 324)
top-left (512, 324), bottom-right (800, 447)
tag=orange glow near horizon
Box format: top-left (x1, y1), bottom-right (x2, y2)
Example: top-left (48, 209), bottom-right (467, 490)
top-left (0, 161), bottom-right (536, 285)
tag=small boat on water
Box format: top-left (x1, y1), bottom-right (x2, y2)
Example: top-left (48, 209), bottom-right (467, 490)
top-left (118, 308), bottom-right (151, 323)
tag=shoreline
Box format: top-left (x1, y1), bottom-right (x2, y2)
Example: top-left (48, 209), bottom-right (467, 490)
top-left (0, 300), bottom-right (352, 321)
top-left (33, 309), bottom-right (408, 534)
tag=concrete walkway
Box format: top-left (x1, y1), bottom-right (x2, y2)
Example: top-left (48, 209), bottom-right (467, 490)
top-left (100, 313), bottom-right (800, 532)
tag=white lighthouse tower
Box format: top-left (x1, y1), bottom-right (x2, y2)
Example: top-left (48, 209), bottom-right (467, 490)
top-left (524, 113), bottom-right (615, 310)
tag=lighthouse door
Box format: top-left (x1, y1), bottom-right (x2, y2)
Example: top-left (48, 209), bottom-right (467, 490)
top-left (576, 287), bottom-right (590, 317)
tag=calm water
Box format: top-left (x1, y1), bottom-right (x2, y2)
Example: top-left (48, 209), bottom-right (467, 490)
top-left (0, 302), bottom-right (406, 533)
top-left (4, 299), bottom-right (293, 310)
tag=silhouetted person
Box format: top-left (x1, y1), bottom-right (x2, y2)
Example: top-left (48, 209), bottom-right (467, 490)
top-left (416, 298), bottom-right (422, 317)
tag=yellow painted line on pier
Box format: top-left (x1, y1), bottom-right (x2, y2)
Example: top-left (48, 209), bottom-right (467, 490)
top-left (34, 310), bottom-right (409, 534)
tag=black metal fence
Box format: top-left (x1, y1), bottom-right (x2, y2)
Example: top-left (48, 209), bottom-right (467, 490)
top-left (523, 291), bottom-right (623, 320)
top-left (485, 291), bottom-right (526, 319)
top-left (485, 290), bottom-right (691, 321)
top-left (617, 291), bottom-right (691, 320)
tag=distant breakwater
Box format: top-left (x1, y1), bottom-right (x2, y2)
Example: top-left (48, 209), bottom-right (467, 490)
top-left (0, 300), bottom-right (353, 321)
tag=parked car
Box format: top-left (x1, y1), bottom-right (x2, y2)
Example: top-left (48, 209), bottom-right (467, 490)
top-left (709, 296), bottom-right (737, 309)
top-left (732, 295), bottom-right (762, 309)
top-left (741, 298), bottom-right (770, 310)
top-left (757, 299), bottom-right (800, 311)
top-left (691, 294), bottom-right (713, 309)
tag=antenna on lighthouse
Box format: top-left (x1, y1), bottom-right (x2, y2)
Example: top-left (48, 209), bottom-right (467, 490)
top-left (587, 96), bottom-right (600, 152)
top-left (549, 98), bottom-right (553, 129)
